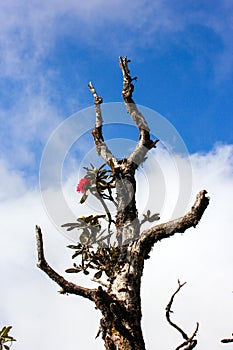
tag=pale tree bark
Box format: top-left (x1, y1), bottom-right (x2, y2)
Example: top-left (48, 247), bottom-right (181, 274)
top-left (36, 57), bottom-right (209, 350)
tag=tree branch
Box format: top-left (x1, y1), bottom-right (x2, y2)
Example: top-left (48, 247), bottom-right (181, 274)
top-left (138, 190), bottom-right (210, 258)
top-left (221, 334), bottom-right (233, 344)
top-left (119, 56), bottom-right (158, 166)
top-left (35, 225), bottom-right (96, 300)
top-left (88, 82), bottom-right (118, 169)
top-left (166, 281), bottom-right (199, 350)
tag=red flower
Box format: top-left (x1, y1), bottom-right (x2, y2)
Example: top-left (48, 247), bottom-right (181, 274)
top-left (76, 177), bottom-right (91, 194)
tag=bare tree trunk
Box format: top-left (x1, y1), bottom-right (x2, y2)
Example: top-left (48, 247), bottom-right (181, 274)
top-left (94, 265), bottom-right (145, 349)
top-left (115, 165), bottom-right (140, 245)
top-left (36, 57), bottom-right (210, 350)
top-left (36, 188), bottom-right (208, 349)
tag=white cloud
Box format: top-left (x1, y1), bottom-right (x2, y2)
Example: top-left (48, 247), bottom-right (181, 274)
top-left (0, 143), bottom-right (232, 349)
top-left (142, 143), bottom-right (233, 350)
top-left (0, 159), bottom-right (27, 201)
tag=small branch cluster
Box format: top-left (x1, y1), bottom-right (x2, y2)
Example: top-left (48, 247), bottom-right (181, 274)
top-left (166, 281), bottom-right (199, 350)
top-left (140, 209), bottom-right (160, 227)
top-left (62, 163), bottom-right (116, 246)
top-left (65, 243), bottom-right (120, 281)
top-left (62, 214), bottom-right (107, 245)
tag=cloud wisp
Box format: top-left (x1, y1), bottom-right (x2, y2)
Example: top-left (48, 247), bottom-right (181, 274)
top-left (0, 1), bottom-right (232, 79)
top-left (0, 0), bottom-right (232, 180)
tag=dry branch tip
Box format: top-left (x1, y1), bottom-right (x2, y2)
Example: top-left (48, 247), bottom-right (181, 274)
top-left (166, 281), bottom-right (199, 350)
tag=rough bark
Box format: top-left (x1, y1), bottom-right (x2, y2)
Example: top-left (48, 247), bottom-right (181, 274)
top-left (89, 57), bottom-right (158, 246)
top-left (36, 190), bottom-right (209, 349)
top-left (36, 57), bottom-right (210, 350)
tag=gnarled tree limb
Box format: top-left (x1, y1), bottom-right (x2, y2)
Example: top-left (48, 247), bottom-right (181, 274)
top-left (88, 82), bottom-right (118, 169)
top-left (166, 280), bottom-right (199, 350)
top-left (137, 190), bottom-right (210, 258)
top-left (119, 56), bottom-right (158, 166)
top-left (35, 225), bottom-right (96, 300)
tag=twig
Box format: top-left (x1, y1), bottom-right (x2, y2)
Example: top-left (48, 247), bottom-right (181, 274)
top-left (35, 226), bottom-right (96, 300)
top-left (221, 339), bottom-right (233, 343)
top-left (166, 281), bottom-right (199, 350)
top-left (166, 281), bottom-right (188, 340)
top-left (221, 333), bottom-right (233, 344)
top-left (94, 192), bottom-right (114, 231)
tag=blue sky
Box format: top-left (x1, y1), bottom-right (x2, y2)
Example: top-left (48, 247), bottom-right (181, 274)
top-left (0, 0), bottom-right (232, 178)
top-left (0, 1), bottom-right (233, 349)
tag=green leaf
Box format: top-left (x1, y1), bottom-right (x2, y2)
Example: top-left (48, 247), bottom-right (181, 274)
top-left (0, 327), bottom-right (12, 339)
top-left (80, 231), bottom-right (90, 245)
top-left (67, 244), bottom-right (79, 249)
top-left (105, 270), bottom-right (112, 277)
top-left (148, 213), bottom-right (160, 222)
top-left (65, 268), bottom-right (80, 273)
top-left (84, 215), bottom-right (94, 223)
top-left (72, 250), bottom-right (82, 259)
top-left (66, 226), bottom-right (78, 231)
top-left (61, 223), bottom-right (78, 227)
top-left (94, 270), bottom-right (102, 279)
top-left (80, 192), bottom-right (89, 204)
top-left (2, 337), bottom-right (13, 343)
top-left (99, 163), bottom-right (106, 170)
top-left (82, 250), bottom-right (88, 261)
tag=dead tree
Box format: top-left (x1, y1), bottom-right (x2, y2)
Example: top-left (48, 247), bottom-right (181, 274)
top-left (36, 57), bottom-right (209, 350)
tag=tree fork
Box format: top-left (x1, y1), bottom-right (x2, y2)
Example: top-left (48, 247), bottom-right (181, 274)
top-left (36, 57), bottom-right (210, 350)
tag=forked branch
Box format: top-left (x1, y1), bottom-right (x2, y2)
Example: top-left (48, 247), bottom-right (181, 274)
top-left (35, 226), bottom-right (96, 300)
top-left (166, 281), bottom-right (199, 350)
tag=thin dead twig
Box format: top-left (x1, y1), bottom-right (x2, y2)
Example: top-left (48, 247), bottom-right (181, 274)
top-left (166, 280), bottom-right (199, 350)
